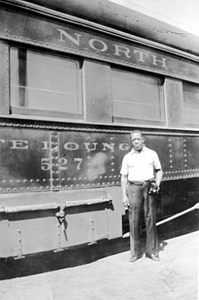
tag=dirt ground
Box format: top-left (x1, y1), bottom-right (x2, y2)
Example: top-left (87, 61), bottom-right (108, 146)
top-left (0, 230), bottom-right (198, 300)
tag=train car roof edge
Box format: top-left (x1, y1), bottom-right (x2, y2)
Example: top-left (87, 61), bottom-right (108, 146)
top-left (8, 0), bottom-right (199, 57)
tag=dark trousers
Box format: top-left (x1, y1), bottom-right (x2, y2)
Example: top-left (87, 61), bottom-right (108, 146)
top-left (127, 182), bottom-right (158, 257)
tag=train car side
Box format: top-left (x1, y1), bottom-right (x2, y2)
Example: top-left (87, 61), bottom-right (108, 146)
top-left (0, 0), bottom-right (199, 259)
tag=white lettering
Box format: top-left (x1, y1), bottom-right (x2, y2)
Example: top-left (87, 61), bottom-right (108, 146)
top-left (152, 55), bottom-right (167, 69)
top-left (102, 143), bottom-right (115, 152)
top-left (64, 142), bottom-right (79, 151)
top-left (119, 143), bottom-right (130, 151)
top-left (83, 143), bottom-right (98, 152)
top-left (10, 140), bottom-right (28, 149)
top-left (113, 44), bottom-right (131, 58)
top-left (88, 39), bottom-right (108, 52)
top-left (57, 29), bottom-right (81, 46)
top-left (42, 141), bottom-right (50, 150)
top-left (133, 50), bottom-right (149, 62)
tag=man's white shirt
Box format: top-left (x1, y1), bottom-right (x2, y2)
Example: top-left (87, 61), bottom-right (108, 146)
top-left (120, 146), bottom-right (161, 181)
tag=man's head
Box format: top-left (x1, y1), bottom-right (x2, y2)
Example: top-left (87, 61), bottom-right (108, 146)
top-left (130, 130), bottom-right (145, 151)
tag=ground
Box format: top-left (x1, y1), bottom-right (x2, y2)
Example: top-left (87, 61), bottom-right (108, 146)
top-left (0, 230), bottom-right (198, 300)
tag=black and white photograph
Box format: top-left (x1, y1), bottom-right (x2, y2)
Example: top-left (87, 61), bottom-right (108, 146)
top-left (0, 0), bottom-right (198, 299)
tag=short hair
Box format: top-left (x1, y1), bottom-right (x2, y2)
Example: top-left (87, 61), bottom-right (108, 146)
top-left (130, 130), bottom-right (144, 137)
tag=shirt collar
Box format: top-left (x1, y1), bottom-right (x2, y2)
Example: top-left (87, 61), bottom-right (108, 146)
top-left (130, 145), bottom-right (146, 154)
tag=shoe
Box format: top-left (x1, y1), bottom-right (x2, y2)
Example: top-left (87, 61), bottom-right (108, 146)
top-left (146, 253), bottom-right (160, 261)
top-left (129, 256), bottom-right (138, 262)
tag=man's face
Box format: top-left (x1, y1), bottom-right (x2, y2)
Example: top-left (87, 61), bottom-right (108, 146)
top-left (130, 132), bottom-right (144, 151)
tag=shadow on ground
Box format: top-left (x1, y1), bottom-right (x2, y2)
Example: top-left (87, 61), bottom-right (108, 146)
top-left (0, 210), bottom-right (198, 280)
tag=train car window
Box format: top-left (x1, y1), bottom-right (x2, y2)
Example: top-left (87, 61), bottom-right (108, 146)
top-left (10, 48), bottom-right (82, 119)
top-left (183, 82), bottom-right (199, 126)
top-left (111, 68), bottom-right (165, 125)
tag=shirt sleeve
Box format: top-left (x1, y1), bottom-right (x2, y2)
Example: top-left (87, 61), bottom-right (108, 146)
top-left (120, 155), bottom-right (129, 175)
top-left (153, 151), bottom-right (162, 170)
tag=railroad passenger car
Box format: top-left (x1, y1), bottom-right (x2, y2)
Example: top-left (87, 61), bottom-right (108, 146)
top-left (0, 0), bottom-right (199, 259)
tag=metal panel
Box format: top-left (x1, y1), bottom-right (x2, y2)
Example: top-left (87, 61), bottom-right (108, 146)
top-left (0, 220), bottom-right (20, 258)
top-left (0, 188), bottom-right (113, 257)
top-left (61, 209), bottom-right (109, 247)
top-left (164, 78), bottom-right (184, 128)
top-left (0, 127), bottom-right (51, 192)
top-left (10, 0), bottom-right (199, 56)
top-left (84, 60), bottom-right (112, 123)
top-left (0, 124), bottom-right (199, 194)
top-left (0, 42), bottom-right (9, 115)
top-left (0, 6), bottom-right (198, 83)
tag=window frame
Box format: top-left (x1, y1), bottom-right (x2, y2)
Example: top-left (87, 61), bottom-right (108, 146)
top-left (183, 81), bottom-right (199, 127)
top-left (111, 66), bottom-right (166, 126)
top-left (9, 46), bottom-right (84, 120)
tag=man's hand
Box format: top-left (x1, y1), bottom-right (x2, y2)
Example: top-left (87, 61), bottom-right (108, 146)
top-left (122, 195), bottom-right (130, 210)
top-left (149, 181), bottom-right (160, 194)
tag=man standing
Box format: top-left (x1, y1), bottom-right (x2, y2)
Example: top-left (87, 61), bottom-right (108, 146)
top-left (120, 130), bottom-right (163, 262)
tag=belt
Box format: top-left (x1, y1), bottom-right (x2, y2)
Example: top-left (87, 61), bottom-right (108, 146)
top-left (128, 180), bottom-right (149, 186)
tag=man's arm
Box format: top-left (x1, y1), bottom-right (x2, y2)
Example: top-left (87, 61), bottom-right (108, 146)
top-left (121, 174), bottom-right (129, 209)
top-left (155, 169), bottom-right (163, 190)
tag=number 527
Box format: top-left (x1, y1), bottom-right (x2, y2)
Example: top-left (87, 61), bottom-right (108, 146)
top-left (41, 157), bottom-right (83, 171)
